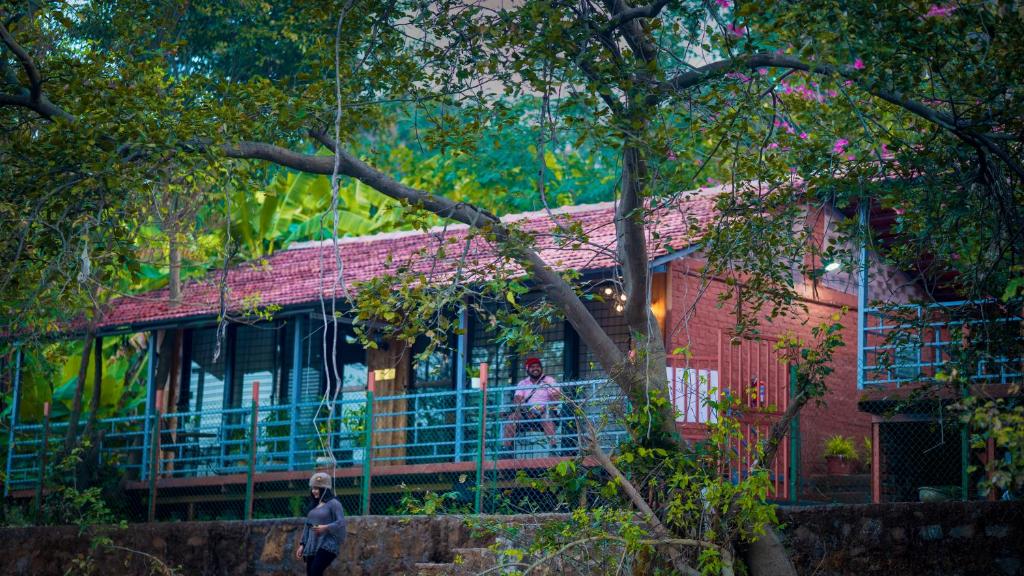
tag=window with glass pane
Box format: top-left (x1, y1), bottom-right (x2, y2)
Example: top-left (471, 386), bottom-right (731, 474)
top-left (305, 321), bottom-right (368, 396)
top-left (232, 324), bottom-right (280, 408)
top-left (409, 336), bottom-right (457, 463)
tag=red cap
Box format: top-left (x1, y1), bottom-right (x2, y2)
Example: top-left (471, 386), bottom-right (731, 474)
top-left (524, 357), bottom-right (542, 368)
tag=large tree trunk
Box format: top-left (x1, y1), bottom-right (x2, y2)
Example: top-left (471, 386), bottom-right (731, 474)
top-left (616, 144), bottom-right (678, 445)
top-left (64, 331), bottom-right (95, 450)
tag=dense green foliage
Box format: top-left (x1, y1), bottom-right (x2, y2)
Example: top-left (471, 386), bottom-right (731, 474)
top-left (2, 0), bottom-right (1022, 572)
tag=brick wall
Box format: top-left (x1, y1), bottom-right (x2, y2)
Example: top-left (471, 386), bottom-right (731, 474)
top-left (665, 256), bottom-right (868, 476)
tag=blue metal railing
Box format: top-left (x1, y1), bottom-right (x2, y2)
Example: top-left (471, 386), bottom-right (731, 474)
top-left (6, 378), bottom-right (628, 491)
top-left (861, 301), bottom-right (1023, 387)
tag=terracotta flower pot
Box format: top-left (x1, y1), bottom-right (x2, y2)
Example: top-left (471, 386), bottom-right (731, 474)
top-left (825, 455), bottom-right (855, 475)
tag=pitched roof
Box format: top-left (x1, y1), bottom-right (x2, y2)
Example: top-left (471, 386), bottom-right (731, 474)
top-left (98, 192), bottom-right (720, 331)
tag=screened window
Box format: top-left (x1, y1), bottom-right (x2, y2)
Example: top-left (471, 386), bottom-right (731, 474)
top-left (578, 297), bottom-right (631, 379)
top-left (187, 328), bottom-right (226, 414)
top-left (412, 336), bottom-right (457, 390)
top-left (232, 325), bottom-right (281, 408)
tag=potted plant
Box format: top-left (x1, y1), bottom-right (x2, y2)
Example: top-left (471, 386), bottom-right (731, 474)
top-left (823, 434), bottom-right (858, 475)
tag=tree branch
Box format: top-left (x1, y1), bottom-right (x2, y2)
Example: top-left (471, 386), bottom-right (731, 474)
top-left (603, 0), bottom-right (670, 33)
top-left (606, 0), bottom-right (661, 64)
top-left (758, 388), bottom-right (807, 469)
top-left (585, 421), bottom-right (712, 576)
top-left (0, 18), bottom-right (41, 101)
top-left (654, 53), bottom-right (1024, 180)
top-left (0, 85), bottom-right (71, 121)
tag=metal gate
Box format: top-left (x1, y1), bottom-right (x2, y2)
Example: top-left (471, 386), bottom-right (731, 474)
top-left (667, 330), bottom-right (792, 499)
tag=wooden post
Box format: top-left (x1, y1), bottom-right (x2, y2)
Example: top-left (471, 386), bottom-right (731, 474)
top-left (871, 420), bottom-right (881, 504)
top-left (147, 390), bottom-right (163, 522)
top-left (360, 372), bottom-right (375, 516)
top-left (34, 402), bottom-right (50, 524)
top-left (245, 381), bottom-right (260, 520)
top-left (475, 363), bottom-right (488, 514)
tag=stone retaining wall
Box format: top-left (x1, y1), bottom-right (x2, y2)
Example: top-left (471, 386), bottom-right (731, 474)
top-left (777, 501), bottom-right (1023, 576)
top-left (0, 503), bottom-right (1020, 575)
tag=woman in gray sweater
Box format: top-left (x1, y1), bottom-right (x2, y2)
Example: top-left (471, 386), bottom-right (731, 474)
top-left (295, 472), bottom-right (347, 576)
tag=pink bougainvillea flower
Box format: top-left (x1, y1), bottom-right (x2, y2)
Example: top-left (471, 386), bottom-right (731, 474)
top-left (667, 151), bottom-right (678, 160)
top-left (757, 67), bottom-right (769, 75)
top-left (926, 4), bottom-right (956, 17)
top-left (726, 22), bottom-right (746, 37)
top-left (767, 142), bottom-right (780, 149)
top-left (853, 58), bottom-right (865, 70)
top-left (846, 154), bottom-right (856, 161)
top-left (799, 132), bottom-right (809, 139)
top-left (832, 138), bottom-right (849, 154)
top-left (894, 208), bottom-right (905, 216)
top-left (715, 0), bottom-right (730, 7)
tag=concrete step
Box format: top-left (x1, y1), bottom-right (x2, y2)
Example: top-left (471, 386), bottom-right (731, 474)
top-left (800, 473), bottom-right (871, 504)
top-left (413, 561), bottom-right (458, 575)
top-left (451, 546), bottom-right (500, 571)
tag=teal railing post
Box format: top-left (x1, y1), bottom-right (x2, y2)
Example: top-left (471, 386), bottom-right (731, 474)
top-left (34, 402), bottom-right (50, 523)
top-left (474, 363), bottom-right (488, 514)
top-left (288, 316), bottom-right (305, 470)
top-left (788, 364), bottom-right (800, 504)
top-left (5, 346), bottom-right (22, 497)
top-left (147, 389), bottom-right (163, 522)
top-left (141, 333), bottom-right (155, 481)
top-left (361, 372), bottom-right (375, 515)
top-left (245, 381), bottom-right (260, 520)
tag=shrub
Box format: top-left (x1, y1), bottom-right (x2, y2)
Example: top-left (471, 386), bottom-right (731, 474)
top-left (823, 435), bottom-right (858, 460)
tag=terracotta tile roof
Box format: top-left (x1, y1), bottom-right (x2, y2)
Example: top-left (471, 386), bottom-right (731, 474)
top-left (98, 193), bottom-right (719, 330)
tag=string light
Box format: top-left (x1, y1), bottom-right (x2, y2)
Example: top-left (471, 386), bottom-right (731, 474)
top-left (603, 286), bottom-right (614, 295)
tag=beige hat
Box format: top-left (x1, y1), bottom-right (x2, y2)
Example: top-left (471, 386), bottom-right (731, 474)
top-left (309, 472), bottom-right (332, 490)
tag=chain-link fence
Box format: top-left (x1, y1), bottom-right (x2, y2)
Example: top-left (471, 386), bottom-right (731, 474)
top-left (862, 399), bottom-right (1010, 503)
top-left (860, 300), bottom-right (1022, 503)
